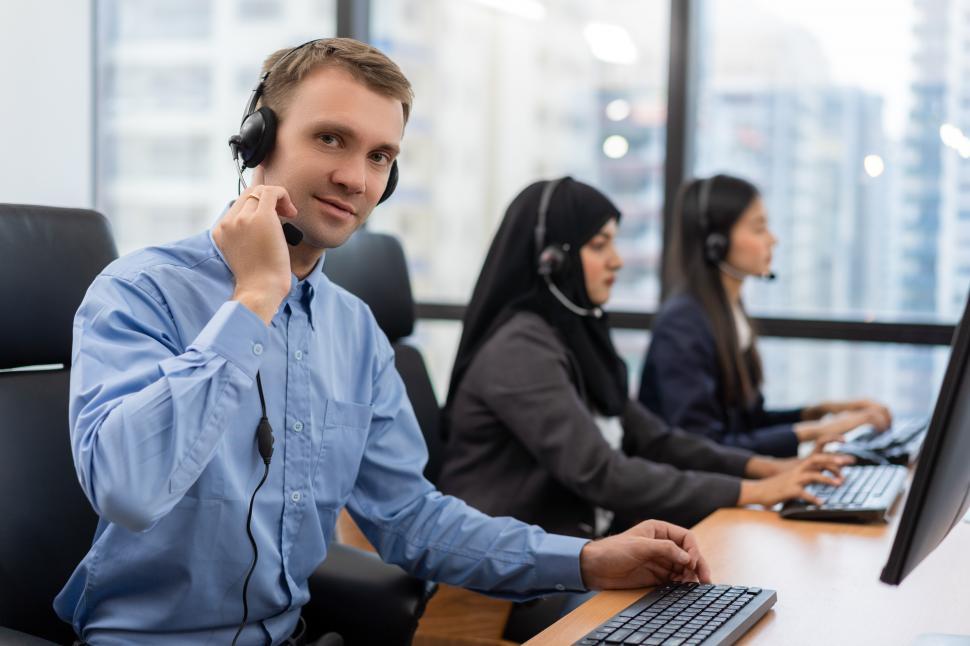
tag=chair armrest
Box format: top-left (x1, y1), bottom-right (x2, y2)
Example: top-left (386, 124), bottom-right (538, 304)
top-left (0, 627), bottom-right (60, 645)
top-left (302, 543), bottom-right (437, 645)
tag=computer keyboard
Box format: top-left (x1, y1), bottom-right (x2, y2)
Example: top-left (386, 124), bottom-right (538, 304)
top-left (780, 464), bottom-right (907, 521)
top-left (575, 582), bottom-right (777, 645)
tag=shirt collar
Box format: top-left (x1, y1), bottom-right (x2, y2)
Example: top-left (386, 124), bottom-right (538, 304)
top-left (287, 254), bottom-right (325, 330)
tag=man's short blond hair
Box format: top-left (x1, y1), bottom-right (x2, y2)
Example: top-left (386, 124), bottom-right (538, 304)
top-left (259, 37), bottom-right (413, 124)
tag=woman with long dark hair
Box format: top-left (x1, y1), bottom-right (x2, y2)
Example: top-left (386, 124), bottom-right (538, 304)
top-left (439, 177), bottom-right (849, 543)
top-left (639, 174), bottom-right (891, 458)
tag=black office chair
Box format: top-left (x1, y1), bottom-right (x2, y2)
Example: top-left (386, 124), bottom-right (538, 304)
top-left (0, 204), bottom-right (117, 645)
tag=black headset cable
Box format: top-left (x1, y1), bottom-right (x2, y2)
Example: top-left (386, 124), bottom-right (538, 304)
top-left (231, 371), bottom-right (275, 646)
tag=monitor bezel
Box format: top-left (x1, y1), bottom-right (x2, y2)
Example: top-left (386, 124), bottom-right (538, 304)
top-left (880, 291), bottom-right (970, 585)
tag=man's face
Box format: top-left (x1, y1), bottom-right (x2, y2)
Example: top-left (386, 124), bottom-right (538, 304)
top-left (260, 65), bottom-right (405, 250)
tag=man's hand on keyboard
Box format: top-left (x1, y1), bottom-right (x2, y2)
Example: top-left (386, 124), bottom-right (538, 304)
top-left (579, 520), bottom-right (712, 591)
top-left (737, 453), bottom-right (854, 507)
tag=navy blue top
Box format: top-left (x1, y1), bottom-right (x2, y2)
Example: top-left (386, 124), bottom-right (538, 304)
top-left (638, 293), bottom-right (803, 457)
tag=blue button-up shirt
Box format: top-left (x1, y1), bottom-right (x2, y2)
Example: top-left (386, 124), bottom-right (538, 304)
top-left (55, 230), bottom-right (587, 644)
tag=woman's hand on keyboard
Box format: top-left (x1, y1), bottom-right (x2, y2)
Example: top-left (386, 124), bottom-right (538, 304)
top-left (737, 453), bottom-right (854, 507)
top-left (579, 520), bottom-right (712, 590)
top-left (795, 408), bottom-right (890, 443)
top-left (802, 399), bottom-right (893, 430)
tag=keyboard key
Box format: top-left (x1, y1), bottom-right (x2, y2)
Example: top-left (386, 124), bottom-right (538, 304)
top-left (623, 633), bottom-right (649, 644)
top-left (605, 628), bottom-right (634, 643)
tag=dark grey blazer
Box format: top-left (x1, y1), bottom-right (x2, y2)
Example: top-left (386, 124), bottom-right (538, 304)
top-left (439, 311), bottom-right (752, 539)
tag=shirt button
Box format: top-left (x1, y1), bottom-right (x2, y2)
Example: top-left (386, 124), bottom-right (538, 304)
top-left (555, 584), bottom-right (566, 592)
top-left (294, 350), bottom-right (303, 361)
top-left (291, 491), bottom-right (302, 503)
top-left (252, 343), bottom-right (263, 356)
top-left (293, 420), bottom-right (304, 432)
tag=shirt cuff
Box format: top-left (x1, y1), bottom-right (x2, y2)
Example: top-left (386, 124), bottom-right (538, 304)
top-left (189, 301), bottom-right (269, 378)
top-left (533, 533), bottom-right (589, 593)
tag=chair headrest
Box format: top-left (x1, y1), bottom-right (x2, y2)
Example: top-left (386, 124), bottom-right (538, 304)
top-left (323, 230), bottom-right (415, 342)
top-left (0, 204), bottom-right (117, 369)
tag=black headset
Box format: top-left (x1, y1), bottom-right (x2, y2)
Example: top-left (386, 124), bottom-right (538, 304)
top-left (535, 177), bottom-right (569, 277)
top-left (696, 176), bottom-right (776, 282)
top-left (228, 38), bottom-right (399, 205)
top-left (533, 177), bottom-right (603, 318)
top-left (696, 176), bottom-right (729, 265)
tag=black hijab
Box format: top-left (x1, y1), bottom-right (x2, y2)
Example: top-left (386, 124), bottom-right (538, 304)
top-left (445, 177), bottom-right (629, 419)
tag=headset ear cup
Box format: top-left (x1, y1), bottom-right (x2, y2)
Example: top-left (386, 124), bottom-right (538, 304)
top-left (378, 160), bottom-right (398, 205)
top-left (538, 245), bottom-right (568, 277)
top-left (705, 233), bottom-right (729, 264)
top-left (236, 106), bottom-right (278, 168)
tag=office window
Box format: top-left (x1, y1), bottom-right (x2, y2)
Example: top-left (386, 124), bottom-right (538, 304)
top-left (617, 333), bottom-right (948, 422)
top-left (690, 0), bottom-right (963, 415)
top-left (95, 0), bottom-right (336, 254)
top-left (692, 0), bottom-right (970, 322)
top-left (411, 320), bottom-right (463, 403)
top-left (369, 0), bottom-right (670, 311)
top-left (369, 0), bottom-right (669, 397)
top-left (758, 339), bottom-right (947, 421)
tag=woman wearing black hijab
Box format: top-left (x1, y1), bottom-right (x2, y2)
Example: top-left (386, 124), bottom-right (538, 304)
top-left (438, 177), bottom-right (849, 539)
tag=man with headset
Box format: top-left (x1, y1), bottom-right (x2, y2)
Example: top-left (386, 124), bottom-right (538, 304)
top-left (56, 38), bottom-right (710, 644)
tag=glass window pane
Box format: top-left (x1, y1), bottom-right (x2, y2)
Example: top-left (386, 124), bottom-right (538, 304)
top-left (692, 0), bottom-right (970, 323)
top-left (622, 331), bottom-right (948, 423)
top-left (411, 319), bottom-right (463, 404)
top-left (757, 339), bottom-right (947, 421)
top-left (95, 1), bottom-right (336, 254)
top-left (369, 0), bottom-right (669, 311)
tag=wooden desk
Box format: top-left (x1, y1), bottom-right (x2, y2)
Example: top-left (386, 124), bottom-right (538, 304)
top-left (527, 498), bottom-right (970, 645)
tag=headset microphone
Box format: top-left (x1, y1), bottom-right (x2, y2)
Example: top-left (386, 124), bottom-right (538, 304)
top-left (230, 149), bottom-right (305, 247)
top-left (718, 261), bottom-right (776, 282)
top-left (544, 275), bottom-right (603, 318)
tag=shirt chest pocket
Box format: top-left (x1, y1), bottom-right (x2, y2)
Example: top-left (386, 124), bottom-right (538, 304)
top-left (313, 399), bottom-right (372, 509)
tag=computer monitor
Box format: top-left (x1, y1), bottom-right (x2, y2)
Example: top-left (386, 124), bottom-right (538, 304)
top-left (881, 290), bottom-right (970, 585)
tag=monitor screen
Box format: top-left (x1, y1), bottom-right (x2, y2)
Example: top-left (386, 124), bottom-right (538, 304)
top-left (881, 291), bottom-right (970, 585)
